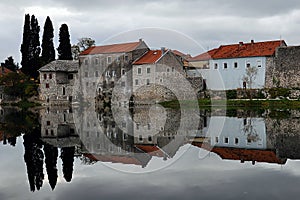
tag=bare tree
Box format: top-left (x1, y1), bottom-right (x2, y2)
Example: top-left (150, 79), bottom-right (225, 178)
top-left (72, 37), bottom-right (95, 60)
top-left (242, 66), bottom-right (258, 99)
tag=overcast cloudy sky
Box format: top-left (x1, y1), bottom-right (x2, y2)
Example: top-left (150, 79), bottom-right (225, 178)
top-left (1, 0), bottom-right (300, 64)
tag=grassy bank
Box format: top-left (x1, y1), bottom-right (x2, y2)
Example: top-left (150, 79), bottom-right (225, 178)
top-left (160, 99), bottom-right (300, 109)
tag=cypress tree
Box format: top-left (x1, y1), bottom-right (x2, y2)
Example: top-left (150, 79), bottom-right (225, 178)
top-left (20, 14), bottom-right (41, 79)
top-left (20, 14), bottom-right (31, 75)
top-left (28, 15), bottom-right (41, 79)
top-left (41, 16), bottom-right (55, 65)
top-left (57, 24), bottom-right (73, 60)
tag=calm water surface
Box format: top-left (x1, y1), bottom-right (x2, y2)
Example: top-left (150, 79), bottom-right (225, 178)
top-left (1, 106), bottom-right (300, 200)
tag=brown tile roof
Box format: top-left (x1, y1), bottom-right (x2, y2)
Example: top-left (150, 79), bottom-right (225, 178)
top-left (135, 145), bottom-right (165, 157)
top-left (133, 50), bottom-right (162, 65)
top-left (83, 153), bottom-right (143, 166)
top-left (189, 40), bottom-right (286, 61)
top-left (188, 48), bottom-right (218, 61)
top-left (80, 41), bottom-right (142, 55)
top-left (192, 142), bottom-right (287, 165)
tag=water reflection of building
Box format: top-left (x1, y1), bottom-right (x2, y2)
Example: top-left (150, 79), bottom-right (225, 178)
top-left (192, 114), bottom-right (288, 165)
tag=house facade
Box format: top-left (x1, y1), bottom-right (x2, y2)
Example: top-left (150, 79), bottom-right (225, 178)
top-left (189, 40), bottom-right (287, 90)
top-left (132, 48), bottom-right (198, 103)
top-left (78, 39), bottom-right (149, 103)
top-left (39, 60), bottom-right (79, 104)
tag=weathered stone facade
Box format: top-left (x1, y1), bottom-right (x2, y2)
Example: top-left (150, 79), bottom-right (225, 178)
top-left (39, 60), bottom-right (79, 104)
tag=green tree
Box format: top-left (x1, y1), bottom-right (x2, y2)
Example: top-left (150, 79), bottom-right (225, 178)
top-left (72, 37), bottom-right (95, 60)
top-left (20, 14), bottom-right (41, 79)
top-left (20, 14), bottom-right (31, 74)
top-left (0, 72), bottom-right (28, 97)
top-left (1, 56), bottom-right (18, 72)
top-left (41, 16), bottom-right (55, 65)
top-left (57, 24), bottom-right (73, 60)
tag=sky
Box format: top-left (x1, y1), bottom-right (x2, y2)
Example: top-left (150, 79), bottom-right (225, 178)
top-left (1, 0), bottom-right (300, 65)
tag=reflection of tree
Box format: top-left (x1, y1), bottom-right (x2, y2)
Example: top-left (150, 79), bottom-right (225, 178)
top-left (44, 144), bottom-right (58, 190)
top-left (242, 118), bottom-right (260, 143)
top-left (60, 147), bottom-right (75, 182)
top-left (23, 131), bottom-right (44, 192)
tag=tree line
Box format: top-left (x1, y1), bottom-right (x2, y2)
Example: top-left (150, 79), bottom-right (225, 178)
top-left (20, 14), bottom-right (73, 79)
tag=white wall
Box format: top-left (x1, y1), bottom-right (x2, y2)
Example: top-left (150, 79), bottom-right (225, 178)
top-left (195, 57), bottom-right (266, 90)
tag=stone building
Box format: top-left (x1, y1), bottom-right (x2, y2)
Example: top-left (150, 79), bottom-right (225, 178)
top-left (132, 48), bottom-right (200, 103)
top-left (189, 40), bottom-right (287, 90)
top-left (78, 39), bottom-right (149, 104)
top-left (265, 45), bottom-right (300, 90)
top-left (38, 60), bottom-right (79, 104)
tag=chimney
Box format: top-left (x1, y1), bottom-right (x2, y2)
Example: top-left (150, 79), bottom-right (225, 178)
top-left (139, 38), bottom-right (143, 43)
top-left (161, 47), bottom-right (166, 54)
top-left (251, 39), bottom-right (254, 44)
top-left (239, 42), bottom-right (244, 46)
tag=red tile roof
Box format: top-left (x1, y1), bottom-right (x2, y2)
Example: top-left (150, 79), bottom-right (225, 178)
top-left (192, 142), bottom-right (286, 165)
top-left (190, 40), bottom-right (286, 61)
top-left (133, 50), bottom-right (162, 65)
top-left (84, 153), bottom-right (143, 166)
top-left (80, 41), bottom-right (142, 55)
top-left (188, 48), bottom-right (218, 61)
top-left (135, 145), bottom-right (165, 157)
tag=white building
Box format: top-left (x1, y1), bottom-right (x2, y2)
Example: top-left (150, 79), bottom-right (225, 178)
top-left (189, 40), bottom-right (287, 90)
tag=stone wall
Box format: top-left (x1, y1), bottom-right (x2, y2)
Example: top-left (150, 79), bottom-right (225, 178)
top-left (266, 46), bottom-right (300, 89)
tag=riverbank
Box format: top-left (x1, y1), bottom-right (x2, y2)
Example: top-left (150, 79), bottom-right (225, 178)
top-left (160, 99), bottom-right (300, 109)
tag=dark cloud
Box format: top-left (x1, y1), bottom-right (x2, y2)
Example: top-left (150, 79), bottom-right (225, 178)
top-left (1, 0), bottom-right (300, 63)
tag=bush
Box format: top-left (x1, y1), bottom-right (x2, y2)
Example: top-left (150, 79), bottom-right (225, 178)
top-left (226, 90), bottom-right (237, 99)
top-left (269, 88), bottom-right (290, 99)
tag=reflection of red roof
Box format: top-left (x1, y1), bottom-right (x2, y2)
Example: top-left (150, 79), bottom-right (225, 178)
top-left (133, 50), bottom-right (162, 65)
top-left (135, 145), bottom-right (165, 157)
top-left (192, 142), bottom-right (286, 165)
top-left (84, 154), bottom-right (142, 166)
top-left (189, 40), bottom-right (286, 61)
top-left (80, 41), bottom-right (142, 55)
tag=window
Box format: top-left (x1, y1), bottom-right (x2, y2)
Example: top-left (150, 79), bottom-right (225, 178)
top-left (45, 129), bottom-right (49, 136)
top-left (224, 137), bottom-right (229, 144)
top-left (172, 67), bottom-right (174, 72)
top-left (135, 79), bottom-right (139, 85)
top-left (146, 79), bottom-right (150, 85)
top-left (44, 74), bottom-right (47, 80)
top-left (84, 59), bottom-right (88, 65)
top-left (112, 70), bottom-right (116, 77)
top-left (147, 68), bottom-right (151, 74)
top-left (215, 137), bottom-right (219, 143)
top-left (136, 123), bottom-right (140, 130)
top-left (214, 63), bottom-right (218, 69)
top-left (46, 83), bottom-right (49, 88)
top-left (122, 69), bottom-right (125, 75)
top-left (246, 61), bottom-right (251, 68)
top-left (137, 68), bottom-right (142, 75)
top-left (49, 74), bottom-right (52, 79)
top-left (223, 63), bottom-right (228, 69)
top-left (121, 82), bottom-right (125, 87)
top-left (68, 74), bottom-right (73, 80)
top-left (235, 138), bottom-right (239, 145)
top-left (86, 82), bottom-right (89, 87)
top-left (95, 58), bottom-right (99, 65)
top-left (148, 136), bottom-right (152, 142)
top-left (51, 130), bottom-right (54, 136)
top-left (107, 56), bottom-right (112, 64)
top-left (167, 68), bottom-right (170, 72)
top-left (124, 55), bottom-right (129, 61)
top-left (147, 124), bottom-right (151, 130)
top-left (70, 128), bottom-right (75, 134)
top-left (85, 72), bottom-right (88, 77)
top-left (139, 135), bottom-right (143, 142)
top-left (234, 62), bottom-right (238, 68)
top-left (95, 71), bottom-right (99, 77)
top-left (257, 60), bottom-right (262, 68)
top-left (46, 121), bottom-right (50, 126)
top-left (105, 71), bottom-right (110, 77)
top-left (62, 87), bottom-right (65, 95)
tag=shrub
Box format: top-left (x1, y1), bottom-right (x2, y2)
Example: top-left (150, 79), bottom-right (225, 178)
top-left (226, 90), bottom-right (237, 99)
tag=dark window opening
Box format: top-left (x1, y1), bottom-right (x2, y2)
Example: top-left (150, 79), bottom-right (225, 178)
top-left (68, 74), bottom-right (73, 79)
